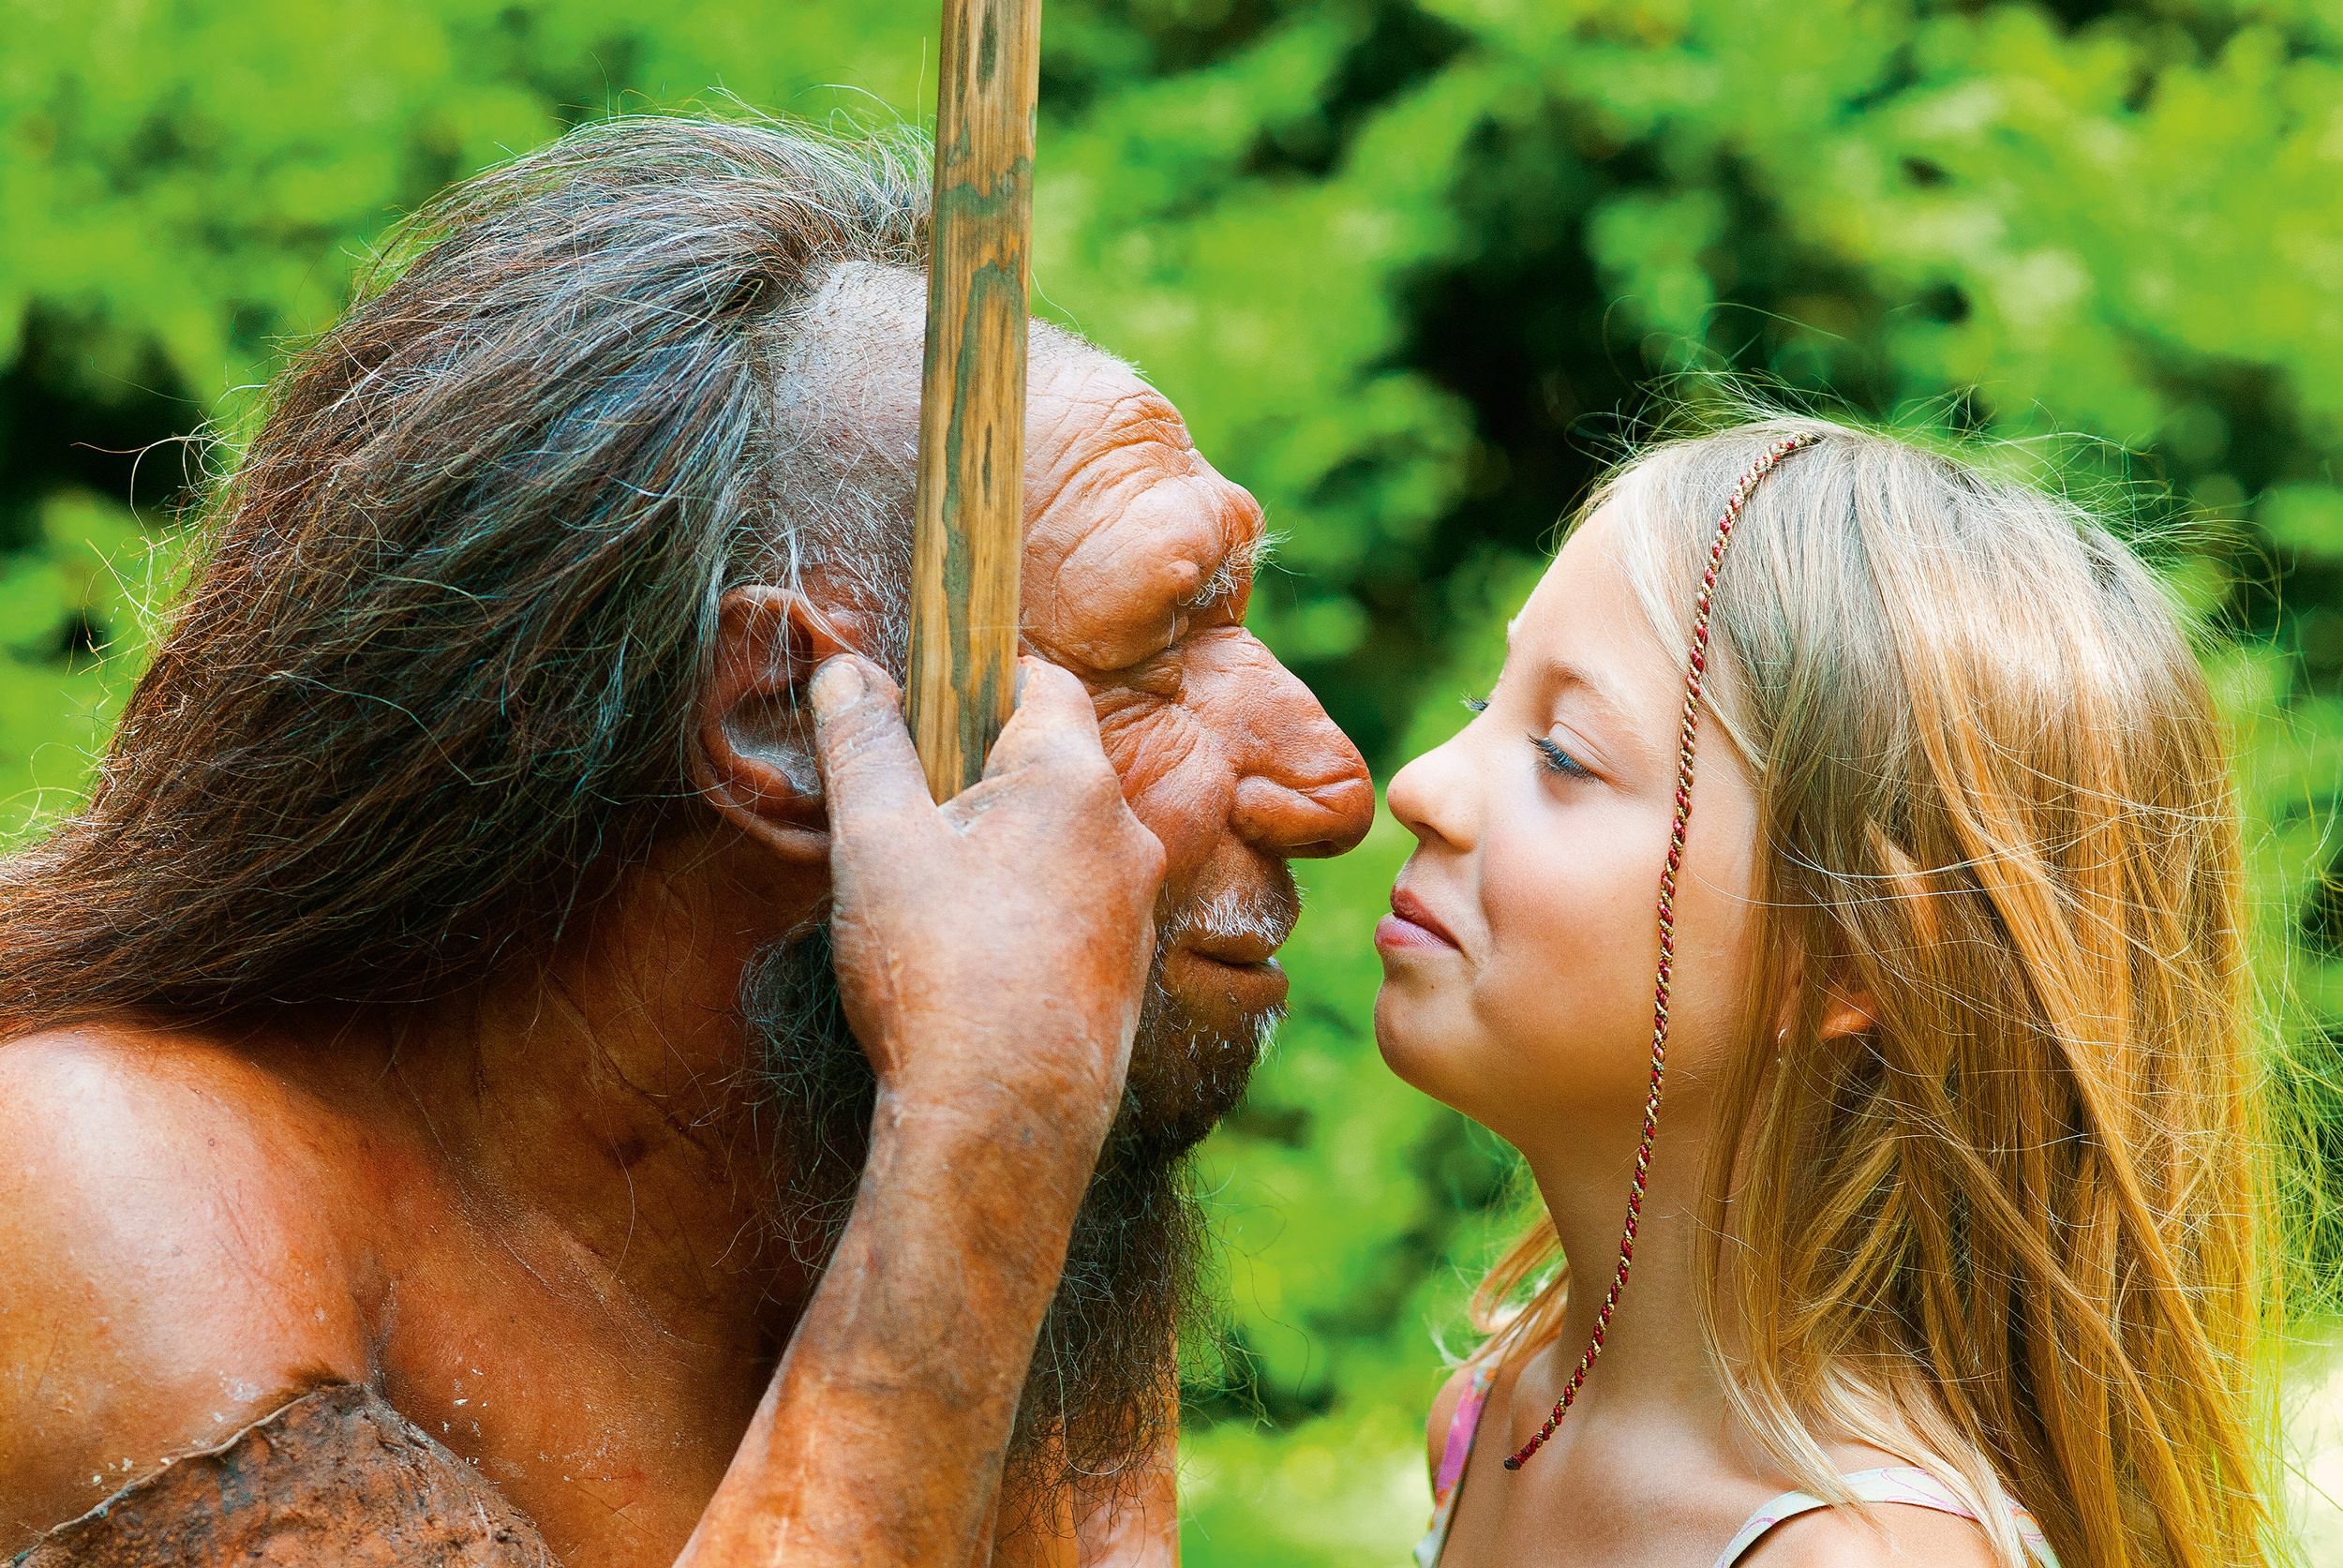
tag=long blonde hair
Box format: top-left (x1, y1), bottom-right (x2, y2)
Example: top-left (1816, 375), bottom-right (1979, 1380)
top-left (1468, 417), bottom-right (2276, 1568)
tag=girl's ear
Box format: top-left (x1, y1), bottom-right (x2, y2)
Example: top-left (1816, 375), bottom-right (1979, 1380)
top-left (1816, 985), bottom-right (1879, 1042)
top-left (1766, 948), bottom-right (1878, 1044)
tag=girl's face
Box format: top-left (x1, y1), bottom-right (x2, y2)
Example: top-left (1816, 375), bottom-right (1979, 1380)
top-left (1375, 508), bottom-right (1762, 1158)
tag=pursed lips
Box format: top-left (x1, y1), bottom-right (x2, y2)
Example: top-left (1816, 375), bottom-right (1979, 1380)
top-left (1173, 929), bottom-right (1292, 1012)
top-left (1378, 887), bottom-right (1461, 953)
top-left (1187, 944), bottom-right (1282, 969)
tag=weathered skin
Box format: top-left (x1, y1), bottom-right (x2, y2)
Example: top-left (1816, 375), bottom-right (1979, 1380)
top-left (0, 336), bottom-right (1373, 1566)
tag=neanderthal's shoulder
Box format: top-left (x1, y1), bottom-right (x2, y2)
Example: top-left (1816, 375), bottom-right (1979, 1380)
top-left (0, 1023), bottom-right (380, 1339)
top-left (0, 1021), bottom-right (354, 1190)
top-left (0, 1024), bottom-right (388, 1553)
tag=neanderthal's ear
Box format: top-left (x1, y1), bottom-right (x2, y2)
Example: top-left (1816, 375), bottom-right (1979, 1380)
top-left (694, 587), bottom-right (873, 864)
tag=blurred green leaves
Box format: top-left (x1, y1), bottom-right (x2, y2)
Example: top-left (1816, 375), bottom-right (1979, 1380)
top-left (0, 489), bottom-right (185, 840)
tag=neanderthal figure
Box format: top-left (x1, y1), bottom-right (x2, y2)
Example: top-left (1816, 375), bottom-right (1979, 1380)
top-left (0, 118), bottom-right (1373, 1566)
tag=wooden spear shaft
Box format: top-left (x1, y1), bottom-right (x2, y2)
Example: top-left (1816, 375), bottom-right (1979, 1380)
top-left (904, 0), bottom-right (1044, 802)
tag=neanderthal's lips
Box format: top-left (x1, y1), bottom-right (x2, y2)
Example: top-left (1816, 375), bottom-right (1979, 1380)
top-left (1169, 948), bottom-right (1290, 1014)
top-left (1184, 938), bottom-right (1286, 968)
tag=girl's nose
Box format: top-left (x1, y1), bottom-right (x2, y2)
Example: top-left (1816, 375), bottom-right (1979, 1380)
top-left (1386, 733), bottom-right (1477, 853)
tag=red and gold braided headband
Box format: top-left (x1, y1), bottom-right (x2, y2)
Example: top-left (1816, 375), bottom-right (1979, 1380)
top-left (1503, 430), bottom-right (1818, 1471)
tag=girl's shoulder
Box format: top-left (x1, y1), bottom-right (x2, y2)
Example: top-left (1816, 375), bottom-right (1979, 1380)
top-left (1737, 1501), bottom-right (1999, 1568)
top-left (1726, 1461), bottom-right (2032, 1568)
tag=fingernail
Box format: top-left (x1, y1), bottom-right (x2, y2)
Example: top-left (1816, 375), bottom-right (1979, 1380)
top-left (810, 658), bottom-right (864, 719)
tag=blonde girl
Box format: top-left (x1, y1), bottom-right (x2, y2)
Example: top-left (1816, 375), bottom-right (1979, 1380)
top-left (1375, 418), bottom-right (2274, 1568)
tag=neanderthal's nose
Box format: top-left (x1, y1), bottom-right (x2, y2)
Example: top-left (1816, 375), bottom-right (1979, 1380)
top-left (1230, 668), bottom-right (1374, 859)
top-left (1233, 771), bottom-right (1374, 858)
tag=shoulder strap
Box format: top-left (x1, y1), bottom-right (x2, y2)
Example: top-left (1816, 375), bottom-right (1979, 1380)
top-left (1412, 1365), bottom-right (1497, 1568)
top-left (1708, 1466), bottom-right (2059, 1568)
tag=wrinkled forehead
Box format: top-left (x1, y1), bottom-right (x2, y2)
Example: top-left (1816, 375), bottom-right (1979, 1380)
top-left (779, 259), bottom-right (1168, 459)
top-left (788, 261), bottom-right (1263, 673)
top-left (1020, 351), bottom-right (1263, 671)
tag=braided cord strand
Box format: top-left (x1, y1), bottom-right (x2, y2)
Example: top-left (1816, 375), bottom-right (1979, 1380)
top-left (1502, 431), bottom-right (1817, 1472)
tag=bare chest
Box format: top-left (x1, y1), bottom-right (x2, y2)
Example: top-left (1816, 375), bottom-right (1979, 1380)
top-left (365, 1218), bottom-right (784, 1566)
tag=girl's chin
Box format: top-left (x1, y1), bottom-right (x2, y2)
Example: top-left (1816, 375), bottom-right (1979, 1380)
top-left (1374, 1032), bottom-right (1526, 1146)
top-left (1372, 993), bottom-right (1622, 1144)
top-left (1372, 988), bottom-right (1474, 1103)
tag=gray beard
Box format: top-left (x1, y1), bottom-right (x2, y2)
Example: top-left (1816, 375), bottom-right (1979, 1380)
top-left (738, 901), bottom-right (1286, 1514)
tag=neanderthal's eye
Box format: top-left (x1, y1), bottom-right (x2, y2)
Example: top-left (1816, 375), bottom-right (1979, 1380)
top-left (1530, 734), bottom-right (1592, 780)
top-left (1462, 694), bottom-right (1489, 713)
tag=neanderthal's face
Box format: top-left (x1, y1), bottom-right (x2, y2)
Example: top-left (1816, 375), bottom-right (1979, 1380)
top-left (788, 264), bottom-right (1373, 1123)
top-left (741, 283), bottom-right (1373, 1497)
top-left (1019, 352), bottom-right (1374, 1051)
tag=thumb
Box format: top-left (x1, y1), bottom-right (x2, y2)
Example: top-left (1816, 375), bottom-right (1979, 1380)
top-left (810, 655), bottom-right (935, 833)
top-left (982, 657), bottom-right (1107, 781)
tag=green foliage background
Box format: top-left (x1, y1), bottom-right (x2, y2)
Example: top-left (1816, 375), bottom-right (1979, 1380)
top-left (7, 0), bottom-right (2343, 1557)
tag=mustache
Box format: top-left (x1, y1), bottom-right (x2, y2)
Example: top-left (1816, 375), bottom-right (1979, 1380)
top-left (1160, 874), bottom-right (1302, 955)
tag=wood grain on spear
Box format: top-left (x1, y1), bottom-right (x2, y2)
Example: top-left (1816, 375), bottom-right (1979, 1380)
top-left (905, 0), bottom-right (1044, 802)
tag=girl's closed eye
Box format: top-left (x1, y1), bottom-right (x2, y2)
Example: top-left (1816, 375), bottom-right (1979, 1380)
top-left (1531, 734), bottom-right (1591, 780)
top-left (1463, 695), bottom-right (1592, 780)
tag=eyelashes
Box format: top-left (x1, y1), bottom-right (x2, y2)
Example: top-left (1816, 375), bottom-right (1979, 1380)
top-left (1530, 735), bottom-right (1592, 780)
top-left (1465, 694), bottom-right (1593, 780)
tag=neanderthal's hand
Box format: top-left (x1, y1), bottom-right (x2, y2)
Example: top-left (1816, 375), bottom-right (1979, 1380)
top-left (810, 652), bottom-right (1165, 1117)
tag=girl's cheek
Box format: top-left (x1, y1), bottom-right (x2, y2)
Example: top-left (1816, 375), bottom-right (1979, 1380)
top-left (1472, 819), bottom-right (1675, 1113)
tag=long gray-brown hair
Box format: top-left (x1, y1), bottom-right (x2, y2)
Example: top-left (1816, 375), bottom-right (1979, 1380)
top-left (0, 115), bottom-right (930, 1025)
